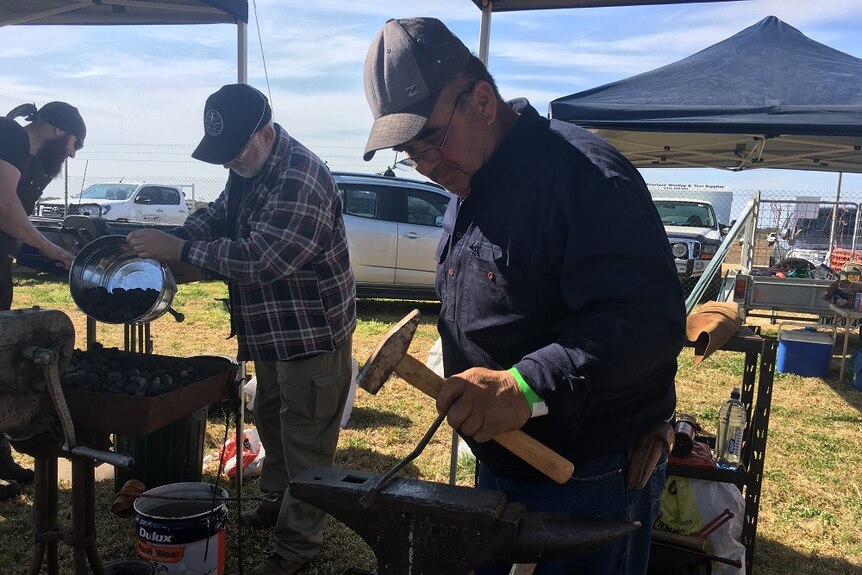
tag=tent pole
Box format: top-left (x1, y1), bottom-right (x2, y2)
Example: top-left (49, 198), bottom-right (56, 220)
top-left (827, 171), bottom-right (844, 267)
top-left (64, 159), bottom-right (68, 217)
top-left (479, 2), bottom-right (492, 66)
top-left (237, 20), bottom-right (248, 83)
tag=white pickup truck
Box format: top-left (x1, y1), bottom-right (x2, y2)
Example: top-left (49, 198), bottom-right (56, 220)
top-left (653, 197), bottom-right (730, 297)
top-left (37, 182), bottom-right (189, 226)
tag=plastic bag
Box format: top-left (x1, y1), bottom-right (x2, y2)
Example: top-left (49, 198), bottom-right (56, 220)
top-left (243, 375), bottom-right (257, 412)
top-left (654, 476), bottom-right (746, 574)
top-left (341, 357), bottom-right (359, 428)
top-left (668, 441), bottom-right (717, 470)
top-left (218, 427), bottom-right (265, 480)
top-left (427, 337), bottom-right (444, 377)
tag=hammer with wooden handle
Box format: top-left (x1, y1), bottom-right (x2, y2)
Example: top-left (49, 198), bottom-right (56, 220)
top-left (357, 309), bottom-right (574, 484)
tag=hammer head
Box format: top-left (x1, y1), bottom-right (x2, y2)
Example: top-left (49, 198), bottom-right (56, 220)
top-left (357, 309), bottom-right (420, 394)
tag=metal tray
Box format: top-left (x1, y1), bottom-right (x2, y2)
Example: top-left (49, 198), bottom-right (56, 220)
top-left (56, 354), bottom-right (236, 435)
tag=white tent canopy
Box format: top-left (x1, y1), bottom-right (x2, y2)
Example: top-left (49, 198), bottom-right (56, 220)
top-left (466, 0), bottom-right (745, 64)
top-left (0, 0), bottom-right (249, 81)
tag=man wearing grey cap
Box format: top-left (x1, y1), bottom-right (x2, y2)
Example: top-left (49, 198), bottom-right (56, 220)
top-left (363, 17), bottom-right (685, 574)
top-left (128, 84), bottom-right (356, 575)
top-left (0, 101), bottom-right (83, 501)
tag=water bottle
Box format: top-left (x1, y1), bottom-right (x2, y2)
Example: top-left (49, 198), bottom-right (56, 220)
top-left (715, 387), bottom-right (747, 469)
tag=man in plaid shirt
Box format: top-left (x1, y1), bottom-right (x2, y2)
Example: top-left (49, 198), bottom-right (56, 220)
top-left (128, 84), bottom-right (356, 575)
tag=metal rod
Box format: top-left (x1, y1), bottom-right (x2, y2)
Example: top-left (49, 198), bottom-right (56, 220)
top-left (449, 428), bottom-right (459, 485)
top-left (828, 172), bottom-right (844, 265)
top-left (64, 445), bottom-right (133, 468)
top-left (695, 509), bottom-right (734, 539)
top-left (360, 412), bottom-right (447, 508)
top-left (479, 3), bottom-right (492, 66)
top-left (651, 541), bottom-right (743, 569)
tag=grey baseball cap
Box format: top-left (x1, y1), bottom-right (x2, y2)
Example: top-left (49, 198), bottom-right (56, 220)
top-left (363, 17), bottom-right (471, 161)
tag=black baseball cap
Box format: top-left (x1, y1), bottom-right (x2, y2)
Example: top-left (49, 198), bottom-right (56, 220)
top-left (192, 84), bottom-right (272, 165)
top-left (38, 102), bottom-right (87, 148)
top-left (363, 17), bottom-right (471, 161)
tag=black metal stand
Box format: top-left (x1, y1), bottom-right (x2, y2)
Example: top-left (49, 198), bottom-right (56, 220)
top-left (656, 326), bottom-right (777, 574)
top-left (29, 446), bottom-right (106, 575)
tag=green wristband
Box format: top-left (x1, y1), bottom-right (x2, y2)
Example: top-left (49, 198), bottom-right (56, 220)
top-left (509, 367), bottom-right (541, 406)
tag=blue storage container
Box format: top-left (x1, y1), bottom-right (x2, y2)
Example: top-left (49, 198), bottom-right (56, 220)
top-left (777, 327), bottom-right (833, 377)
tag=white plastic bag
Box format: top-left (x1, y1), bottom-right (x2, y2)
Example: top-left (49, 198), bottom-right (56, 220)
top-left (427, 337), bottom-right (444, 377)
top-left (243, 375), bottom-right (257, 412)
top-left (655, 476), bottom-right (747, 574)
top-left (341, 357), bottom-right (359, 428)
top-left (219, 427), bottom-right (265, 480)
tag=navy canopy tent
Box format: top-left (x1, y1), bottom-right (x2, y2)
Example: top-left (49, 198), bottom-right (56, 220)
top-left (0, 0), bottom-right (247, 26)
top-left (549, 16), bottom-right (862, 172)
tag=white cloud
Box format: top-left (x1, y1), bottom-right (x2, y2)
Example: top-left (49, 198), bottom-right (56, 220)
top-left (2, 0), bottom-right (860, 196)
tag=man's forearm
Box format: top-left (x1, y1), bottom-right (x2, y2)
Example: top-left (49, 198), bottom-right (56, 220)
top-left (0, 194), bottom-right (58, 254)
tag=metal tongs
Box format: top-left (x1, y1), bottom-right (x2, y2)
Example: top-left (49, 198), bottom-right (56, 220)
top-left (22, 345), bottom-right (133, 467)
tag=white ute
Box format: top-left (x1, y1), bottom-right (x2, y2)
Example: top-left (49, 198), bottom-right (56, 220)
top-left (38, 182), bottom-right (189, 226)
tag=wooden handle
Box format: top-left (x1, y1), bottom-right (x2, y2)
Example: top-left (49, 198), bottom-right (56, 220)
top-left (651, 529), bottom-right (706, 552)
top-left (395, 353), bottom-right (575, 484)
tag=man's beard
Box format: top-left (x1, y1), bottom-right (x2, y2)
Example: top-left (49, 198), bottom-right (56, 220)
top-left (17, 157), bottom-right (53, 214)
top-left (35, 135), bottom-right (70, 179)
top-left (16, 134), bottom-right (69, 213)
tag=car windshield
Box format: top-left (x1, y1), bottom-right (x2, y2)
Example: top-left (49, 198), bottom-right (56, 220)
top-left (80, 184), bottom-right (136, 201)
top-left (654, 201), bottom-right (716, 228)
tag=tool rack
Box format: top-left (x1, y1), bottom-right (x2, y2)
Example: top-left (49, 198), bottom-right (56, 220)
top-left (653, 326), bottom-right (777, 574)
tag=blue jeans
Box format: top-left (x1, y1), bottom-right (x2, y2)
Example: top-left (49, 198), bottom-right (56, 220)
top-left (475, 450), bottom-right (667, 575)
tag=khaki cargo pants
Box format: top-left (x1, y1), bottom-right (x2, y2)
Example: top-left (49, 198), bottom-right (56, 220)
top-left (252, 337), bottom-right (353, 562)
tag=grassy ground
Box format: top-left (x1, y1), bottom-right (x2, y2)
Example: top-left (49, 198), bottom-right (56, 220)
top-left (1, 269), bottom-right (861, 574)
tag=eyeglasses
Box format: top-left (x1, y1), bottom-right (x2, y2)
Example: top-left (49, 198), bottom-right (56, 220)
top-left (228, 131), bottom-right (259, 164)
top-left (60, 130), bottom-right (83, 151)
top-left (402, 90), bottom-right (469, 166)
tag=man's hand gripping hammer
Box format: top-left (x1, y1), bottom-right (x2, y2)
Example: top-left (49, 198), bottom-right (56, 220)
top-left (357, 309), bottom-right (574, 484)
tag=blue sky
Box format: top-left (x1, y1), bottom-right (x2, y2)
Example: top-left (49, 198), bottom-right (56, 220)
top-left (2, 0), bottom-right (861, 202)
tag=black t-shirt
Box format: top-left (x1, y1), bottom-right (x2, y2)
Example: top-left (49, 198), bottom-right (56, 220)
top-left (0, 117), bottom-right (30, 172)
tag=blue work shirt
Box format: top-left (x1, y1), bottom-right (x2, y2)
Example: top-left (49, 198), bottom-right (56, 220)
top-left (436, 100), bottom-right (686, 480)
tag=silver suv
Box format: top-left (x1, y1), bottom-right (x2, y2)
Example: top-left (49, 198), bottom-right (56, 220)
top-left (333, 172), bottom-right (451, 300)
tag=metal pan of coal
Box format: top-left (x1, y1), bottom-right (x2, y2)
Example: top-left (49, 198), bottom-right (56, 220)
top-left (69, 235), bottom-right (177, 324)
top-left (51, 345), bottom-right (236, 435)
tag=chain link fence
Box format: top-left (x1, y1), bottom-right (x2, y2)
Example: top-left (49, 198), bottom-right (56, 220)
top-left (35, 176), bottom-right (228, 224)
top-left (647, 186), bottom-right (862, 298)
top-left (32, 177), bottom-right (862, 295)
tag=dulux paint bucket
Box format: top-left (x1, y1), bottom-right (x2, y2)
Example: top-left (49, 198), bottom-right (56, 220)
top-left (134, 482), bottom-right (228, 575)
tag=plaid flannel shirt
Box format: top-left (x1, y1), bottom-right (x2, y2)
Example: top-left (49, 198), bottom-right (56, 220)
top-left (176, 124), bottom-right (356, 361)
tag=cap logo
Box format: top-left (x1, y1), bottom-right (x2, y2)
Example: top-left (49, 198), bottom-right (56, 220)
top-left (406, 84), bottom-right (421, 98)
top-left (204, 109), bottom-right (224, 136)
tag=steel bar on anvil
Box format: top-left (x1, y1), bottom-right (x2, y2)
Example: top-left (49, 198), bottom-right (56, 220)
top-left (291, 467), bottom-right (638, 574)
